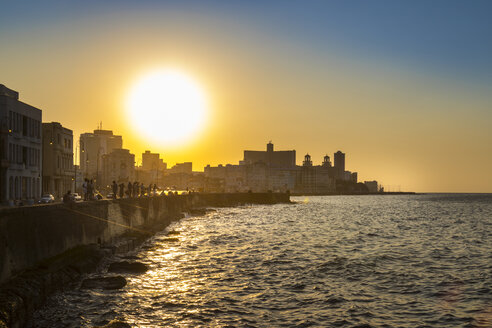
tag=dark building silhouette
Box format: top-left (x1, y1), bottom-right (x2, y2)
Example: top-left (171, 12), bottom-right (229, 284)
top-left (203, 144), bottom-right (366, 195)
top-left (322, 155), bottom-right (332, 167)
top-left (42, 122), bottom-right (74, 199)
top-left (303, 154), bottom-right (313, 167)
top-left (0, 84), bottom-right (42, 204)
top-left (296, 154), bottom-right (335, 194)
top-left (80, 129), bottom-right (123, 183)
top-left (101, 148), bottom-right (135, 187)
top-left (334, 150), bottom-right (345, 179)
top-left (243, 142), bottom-right (296, 168)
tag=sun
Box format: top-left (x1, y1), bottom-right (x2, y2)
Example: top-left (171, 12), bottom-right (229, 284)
top-left (126, 69), bottom-right (208, 145)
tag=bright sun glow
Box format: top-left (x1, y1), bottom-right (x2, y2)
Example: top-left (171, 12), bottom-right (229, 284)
top-left (126, 69), bottom-right (207, 145)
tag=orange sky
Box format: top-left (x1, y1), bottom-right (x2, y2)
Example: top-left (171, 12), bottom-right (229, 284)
top-left (1, 9), bottom-right (491, 193)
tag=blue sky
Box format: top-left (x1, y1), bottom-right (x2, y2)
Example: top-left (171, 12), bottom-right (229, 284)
top-left (2, 0), bottom-right (491, 84)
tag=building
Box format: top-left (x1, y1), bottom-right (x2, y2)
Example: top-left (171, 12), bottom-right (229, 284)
top-left (243, 142), bottom-right (296, 168)
top-left (73, 164), bottom-right (84, 194)
top-left (140, 150), bottom-right (167, 186)
top-left (79, 129), bottom-right (122, 186)
top-left (322, 155), bottom-right (332, 167)
top-left (204, 162), bottom-right (270, 192)
top-left (268, 167), bottom-right (297, 192)
top-left (302, 154), bottom-right (313, 167)
top-left (364, 180), bottom-right (379, 193)
top-left (334, 150), bottom-right (345, 180)
top-left (168, 162), bottom-right (192, 174)
top-left (101, 149), bottom-right (135, 187)
top-left (42, 122), bottom-right (74, 198)
top-left (351, 172), bottom-right (358, 183)
top-left (205, 145), bottom-right (338, 193)
top-left (296, 154), bottom-right (336, 194)
top-left (0, 85), bottom-right (42, 203)
top-left (142, 150), bottom-right (167, 171)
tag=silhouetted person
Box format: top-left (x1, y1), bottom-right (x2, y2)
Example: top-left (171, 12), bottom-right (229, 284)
top-left (82, 179), bottom-right (88, 201)
top-left (134, 182), bottom-right (139, 197)
top-left (88, 180), bottom-right (94, 200)
top-left (140, 183), bottom-right (145, 197)
top-left (127, 182), bottom-right (133, 198)
top-left (153, 184), bottom-right (157, 196)
top-left (119, 183), bottom-right (125, 198)
top-left (112, 181), bottom-right (118, 199)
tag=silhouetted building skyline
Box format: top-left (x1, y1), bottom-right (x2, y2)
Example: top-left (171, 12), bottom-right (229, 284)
top-left (79, 129), bottom-right (123, 185)
top-left (242, 141), bottom-right (296, 168)
top-left (203, 143), bottom-right (365, 194)
top-left (0, 80), bottom-right (380, 200)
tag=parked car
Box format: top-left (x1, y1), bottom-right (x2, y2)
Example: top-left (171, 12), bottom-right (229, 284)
top-left (73, 193), bottom-right (82, 201)
top-left (106, 192), bottom-right (115, 199)
top-left (39, 194), bottom-right (55, 203)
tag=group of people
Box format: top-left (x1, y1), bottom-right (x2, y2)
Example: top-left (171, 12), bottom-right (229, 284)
top-left (82, 179), bottom-right (97, 201)
top-left (111, 181), bottom-right (158, 199)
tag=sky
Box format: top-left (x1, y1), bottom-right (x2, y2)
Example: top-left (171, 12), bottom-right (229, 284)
top-left (1, 0), bottom-right (491, 192)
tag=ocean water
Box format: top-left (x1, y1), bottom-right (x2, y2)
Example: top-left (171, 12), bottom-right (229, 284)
top-left (31, 194), bottom-right (492, 327)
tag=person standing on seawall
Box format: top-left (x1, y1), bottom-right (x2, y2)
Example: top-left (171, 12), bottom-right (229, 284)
top-left (112, 181), bottom-right (118, 199)
top-left (88, 180), bottom-right (94, 200)
top-left (82, 179), bottom-right (88, 201)
top-left (127, 182), bottom-right (133, 198)
top-left (119, 183), bottom-right (125, 198)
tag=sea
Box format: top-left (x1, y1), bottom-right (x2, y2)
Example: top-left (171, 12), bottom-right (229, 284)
top-left (30, 194), bottom-right (492, 327)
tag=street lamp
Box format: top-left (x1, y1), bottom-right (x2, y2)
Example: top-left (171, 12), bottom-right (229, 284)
top-left (74, 138), bottom-right (79, 192)
top-left (95, 146), bottom-right (104, 189)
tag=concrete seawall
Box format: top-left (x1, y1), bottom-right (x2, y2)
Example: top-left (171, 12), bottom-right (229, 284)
top-left (0, 192), bottom-right (290, 285)
top-left (0, 193), bottom-right (289, 328)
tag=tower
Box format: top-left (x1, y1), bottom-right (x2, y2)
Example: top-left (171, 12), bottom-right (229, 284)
top-left (334, 151), bottom-right (345, 179)
top-left (303, 154), bottom-right (313, 167)
top-left (322, 155), bottom-right (331, 167)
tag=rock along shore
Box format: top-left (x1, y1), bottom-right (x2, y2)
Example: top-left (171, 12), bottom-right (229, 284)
top-left (0, 192), bottom-right (290, 328)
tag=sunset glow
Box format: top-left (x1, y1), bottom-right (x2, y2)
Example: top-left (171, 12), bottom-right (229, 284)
top-left (126, 69), bottom-right (207, 146)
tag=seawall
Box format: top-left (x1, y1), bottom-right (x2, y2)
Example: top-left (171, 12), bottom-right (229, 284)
top-left (0, 192), bottom-right (290, 285)
top-left (0, 193), bottom-right (289, 327)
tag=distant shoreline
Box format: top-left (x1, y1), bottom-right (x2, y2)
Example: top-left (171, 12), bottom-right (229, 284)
top-left (290, 192), bottom-right (417, 196)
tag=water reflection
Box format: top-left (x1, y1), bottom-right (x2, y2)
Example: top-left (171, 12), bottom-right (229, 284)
top-left (31, 195), bottom-right (492, 327)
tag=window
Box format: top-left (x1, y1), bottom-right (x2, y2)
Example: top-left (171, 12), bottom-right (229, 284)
top-left (22, 146), bottom-right (27, 165)
top-left (22, 116), bottom-right (27, 136)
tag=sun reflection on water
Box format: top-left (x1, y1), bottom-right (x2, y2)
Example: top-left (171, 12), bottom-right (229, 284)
top-left (30, 196), bottom-right (492, 327)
